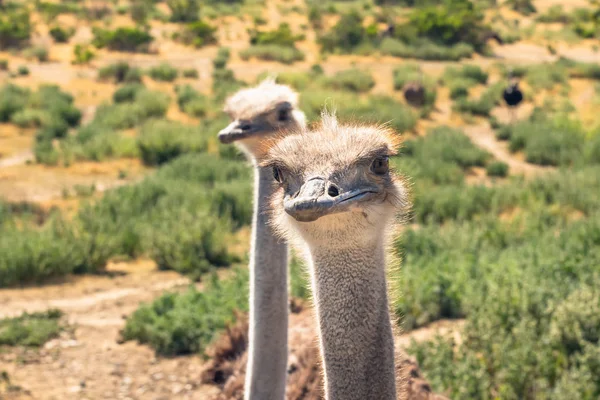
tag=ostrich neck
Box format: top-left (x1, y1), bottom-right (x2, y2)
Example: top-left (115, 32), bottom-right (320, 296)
top-left (245, 165), bottom-right (288, 400)
top-left (307, 242), bottom-right (396, 400)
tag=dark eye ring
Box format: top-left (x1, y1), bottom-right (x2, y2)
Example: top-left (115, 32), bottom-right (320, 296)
top-left (371, 156), bottom-right (389, 175)
top-left (273, 166), bottom-right (284, 183)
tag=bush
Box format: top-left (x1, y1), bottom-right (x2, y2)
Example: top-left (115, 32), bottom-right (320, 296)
top-left (113, 83), bottom-right (145, 103)
top-left (182, 68), bottom-right (198, 78)
top-left (392, 63), bottom-right (422, 90)
top-left (537, 5), bottom-right (570, 23)
top-left (98, 62), bottom-right (142, 83)
top-left (150, 211), bottom-right (231, 278)
top-left (121, 269), bottom-right (248, 356)
top-left (179, 20), bottom-right (217, 47)
top-left (249, 23), bottom-right (303, 47)
top-left (525, 62), bottom-right (568, 90)
top-left (443, 64), bottom-right (488, 85)
top-left (0, 310), bottom-right (63, 347)
top-left (24, 46), bottom-right (49, 62)
top-left (137, 120), bottom-right (209, 166)
top-left (486, 161), bottom-right (509, 177)
top-left (49, 26), bottom-right (74, 43)
top-left (148, 63), bottom-right (178, 82)
top-left (72, 44), bottom-right (95, 65)
top-left (213, 47), bottom-right (230, 69)
top-left (239, 45), bottom-right (305, 64)
top-left (507, 0), bottom-right (536, 15)
top-left (0, 84), bottom-right (30, 122)
top-left (325, 68), bottom-right (375, 93)
top-left (0, 59), bottom-right (8, 71)
top-left (167, 0), bottom-right (199, 22)
top-left (319, 10), bottom-right (374, 53)
top-left (453, 82), bottom-right (503, 116)
top-left (17, 65), bottom-right (29, 76)
top-left (586, 133), bottom-right (600, 165)
top-left (93, 90), bottom-right (170, 130)
top-left (92, 27), bottom-right (153, 52)
top-left (380, 38), bottom-right (474, 61)
top-left (0, 10), bottom-right (31, 48)
top-left (175, 84), bottom-right (209, 117)
top-left (510, 117), bottom-right (585, 166)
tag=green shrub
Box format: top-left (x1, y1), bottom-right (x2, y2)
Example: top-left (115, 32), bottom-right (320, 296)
top-left (17, 65), bottom-right (29, 76)
top-left (443, 64), bottom-right (488, 85)
top-left (380, 38), bottom-right (474, 61)
top-left (92, 27), bottom-right (153, 52)
top-left (0, 10), bottom-right (31, 48)
top-left (121, 268), bottom-right (248, 356)
top-left (113, 83), bottom-right (145, 103)
top-left (495, 124), bottom-right (513, 141)
top-left (525, 62), bottom-right (568, 90)
top-left (167, 0), bottom-right (199, 22)
top-left (486, 161), bottom-right (509, 177)
top-left (537, 5), bottom-right (570, 23)
top-left (319, 10), bottom-right (373, 53)
top-left (148, 63), bottom-right (178, 82)
top-left (0, 59), bottom-right (8, 71)
top-left (179, 20), bottom-right (217, 47)
top-left (0, 84), bottom-right (30, 122)
top-left (182, 68), bottom-right (198, 78)
top-left (239, 45), bottom-right (305, 64)
top-left (150, 211), bottom-right (231, 278)
top-left (453, 82), bottom-right (503, 116)
top-left (49, 26), bottom-right (74, 43)
top-left (213, 47), bottom-right (230, 69)
top-left (72, 44), bottom-right (95, 65)
top-left (0, 310), bottom-right (63, 347)
top-left (93, 90), bottom-right (169, 129)
top-left (98, 62), bottom-right (143, 83)
top-left (510, 116), bottom-right (585, 166)
top-left (137, 120), bottom-right (209, 166)
top-left (586, 133), bottom-right (600, 164)
top-left (325, 68), bottom-right (375, 93)
top-left (25, 46), bottom-right (49, 62)
top-left (392, 63), bottom-right (422, 90)
top-left (507, 0), bottom-right (536, 15)
top-left (249, 23), bottom-right (303, 47)
top-left (175, 84), bottom-right (209, 117)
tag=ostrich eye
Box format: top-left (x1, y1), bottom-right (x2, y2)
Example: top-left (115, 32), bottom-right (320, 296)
top-left (371, 156), bottom-right (389, 175)
top-left (273, 166), bottom-right (284, 183)
top-left (277, 109), bottom-right (288, 122)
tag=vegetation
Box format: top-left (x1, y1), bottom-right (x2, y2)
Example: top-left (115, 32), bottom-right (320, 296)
top-left (0, 310), bottom-right (63, 347)
top-left (148, 63), bottom-right (178, 82)
top-left (92, 27), bottom-right (153, 52)
top-left (72, 44), bottom-right (95, 64)
top-left (98, 62), bottom-right (143, 83)
top-left (324, 68), bottom-right (375, 93)
top-left (178, 21), bottom-right (217, 48)
top-left (49, 26), bottom-right (74, 43)
top-left (0, 9), bottom-right (31, 48)
top-left (242, 23), bottom-right (305, 64)
top-left (122, 269), bottom-right (248, 356)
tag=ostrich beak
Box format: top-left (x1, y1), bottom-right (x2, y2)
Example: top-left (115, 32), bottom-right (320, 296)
top-left (284, 177), bottom-right (379, 222)
top-left (218, 121), bottom-right (256, 144)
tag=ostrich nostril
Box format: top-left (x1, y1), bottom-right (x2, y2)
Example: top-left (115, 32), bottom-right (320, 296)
top-left (327, 184), bottom-right (340, 198)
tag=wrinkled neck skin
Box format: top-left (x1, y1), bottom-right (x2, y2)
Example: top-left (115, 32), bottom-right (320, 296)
top-left (302, 221), bottom-right (397, 400)
top-left (244, 164), bottom-right (289, 400)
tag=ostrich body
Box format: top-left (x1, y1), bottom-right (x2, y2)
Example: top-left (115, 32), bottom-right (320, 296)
top-left (218, 79), bottom-right (306, 400)
top-left (403, 82), bottom-right (426, 107)
top-left (262, 112), bottom-right (409, 400)
top-left (503, 79), bottom-right (523, 123)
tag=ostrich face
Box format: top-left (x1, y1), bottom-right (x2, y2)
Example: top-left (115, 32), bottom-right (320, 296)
top-left (262, 114), bottom-right (409, 247)
top-left (218, 80), bottom-right (306, 158)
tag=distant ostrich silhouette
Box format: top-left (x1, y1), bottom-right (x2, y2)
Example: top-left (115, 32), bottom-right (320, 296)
top-left (503, 72), bottom-right (523, 122)
top-left (218, 79), bottom-right (306, 400)
top-left (262, 112), bottom-right (411, 399)
top-left (402, 70), bottom-right (426, 108)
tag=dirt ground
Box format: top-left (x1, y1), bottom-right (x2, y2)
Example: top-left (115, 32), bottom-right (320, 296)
top-left (0, 0), bottom-right (594, 397)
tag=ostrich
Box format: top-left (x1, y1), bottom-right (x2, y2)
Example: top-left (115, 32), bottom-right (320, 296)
top-left (503, 73), bottom-right (523, 123)
top-left (402, 70), bottom-right (426, 108)
top-left (261, 112), bottom-right (410, 400)
top-left (218, 78), bottom-right (306, 400)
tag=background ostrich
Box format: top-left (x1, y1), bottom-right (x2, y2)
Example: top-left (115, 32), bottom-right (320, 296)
top-left (218, 79), bottom-right (306, 400)
top-left (262, 112), bottom-right (410, 399)
top-left (503, 73), bottom-right (523, 123)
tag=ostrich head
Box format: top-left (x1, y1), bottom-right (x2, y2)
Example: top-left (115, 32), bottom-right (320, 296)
top-left (261, 112), bottom-right (410, 249)
top-left (219, 78), bottom-right (306, 159)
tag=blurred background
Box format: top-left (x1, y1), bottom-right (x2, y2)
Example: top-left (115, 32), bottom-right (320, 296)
top-left (1, 0), bottom-right (600, 398)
